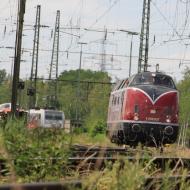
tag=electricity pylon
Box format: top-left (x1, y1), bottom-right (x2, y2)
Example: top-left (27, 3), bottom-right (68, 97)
top-left (138, 0), bottom-right (151, 73)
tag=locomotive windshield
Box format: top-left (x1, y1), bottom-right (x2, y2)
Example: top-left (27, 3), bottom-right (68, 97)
top-left (130, 72), bottom-right (176, 89)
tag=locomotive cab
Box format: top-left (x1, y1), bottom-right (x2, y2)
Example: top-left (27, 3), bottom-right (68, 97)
top-left (107, 72), bottom-right (179, 147)
top-left (128, 72), bottom-right (176, 89)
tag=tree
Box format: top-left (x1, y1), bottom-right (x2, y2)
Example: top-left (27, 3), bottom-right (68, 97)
top-left (0, 69), bottom-right (6, 85)
top-left (0, 69), bottom-right (11, 103)
top-left (57, 70), bottom-right (112, 130)
top-left (177, 67), bottom-right (190, 123)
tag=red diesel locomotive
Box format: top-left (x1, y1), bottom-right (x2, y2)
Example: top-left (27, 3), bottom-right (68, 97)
top-left (107, 71), bottom-right (179, 146)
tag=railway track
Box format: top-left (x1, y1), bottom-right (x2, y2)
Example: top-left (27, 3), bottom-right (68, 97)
top-left (0, 181), bottom-right (82, 190)
top-left (0, 175), bottom-right (189, 190)
top-left (69, 144), bottom-right (190, 176)
top-left (70, 144), bottom-right (152, 157)
top-left (68, 145), bottom-right (190, 189)
top-left (1, 144), bottom-right (190, 189)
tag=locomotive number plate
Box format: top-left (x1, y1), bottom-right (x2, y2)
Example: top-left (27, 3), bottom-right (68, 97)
top-left (146, 117), bottom-right (159, 121)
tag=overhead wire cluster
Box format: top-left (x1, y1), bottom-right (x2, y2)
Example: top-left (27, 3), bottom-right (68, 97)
top-left (149, 0), bottom-right (190, 72)
top-left (1, 0), bottom-right (190, 79)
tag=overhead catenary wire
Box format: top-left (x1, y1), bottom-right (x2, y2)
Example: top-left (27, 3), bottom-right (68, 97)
top-left (151, 1), bottom-right (186, 45)
top-left (2, 45), bottom-right (190, 62)
top-left (1, 0), bottom-right (190, 81)
top-left (66, 0), bottom-right (121, 52)
top-left (149, 0), bottom-right (190, 67)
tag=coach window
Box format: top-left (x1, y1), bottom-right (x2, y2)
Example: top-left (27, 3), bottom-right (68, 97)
top-left (5, 104), bottom-right (10, 108)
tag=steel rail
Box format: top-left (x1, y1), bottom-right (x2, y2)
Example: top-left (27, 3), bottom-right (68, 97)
top-left (0, 181), bottom-right (82, 190)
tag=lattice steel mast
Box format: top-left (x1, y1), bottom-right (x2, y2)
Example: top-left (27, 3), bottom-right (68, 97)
top-left (28, 5), bottom-right (41, 108)
top-left (138, 0), bottom-right (151, 73)
top-left (48, 10), bottom-right (60, 108)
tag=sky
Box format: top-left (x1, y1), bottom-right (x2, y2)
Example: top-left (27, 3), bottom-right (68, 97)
top-left (0, 0), bottom-right (190, 81)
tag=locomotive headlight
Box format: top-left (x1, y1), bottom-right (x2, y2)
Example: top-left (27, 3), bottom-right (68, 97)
top-left (166, 115), bottom-right (171, 123)
top-left (126, 112), bottom-right (134, 120)
top-left (164, 126), bottom-right (173, 136)
top-left (134, 113), bottom-right (139, 121)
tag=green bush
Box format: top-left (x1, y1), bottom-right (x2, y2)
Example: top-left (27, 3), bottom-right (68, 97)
top-left (72, 126), bottom-right (87, 134)
top-left (90, 120), bottom-right (107, 137)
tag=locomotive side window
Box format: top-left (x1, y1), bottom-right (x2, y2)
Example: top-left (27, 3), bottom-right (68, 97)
top-left (121, 91), bottom-right (124, 104)
top-left (118, 80), bottom-right (125, 89)
top-left (114, 97), bottom-right (117, 105)
top-left (112, 96), bottom-right (115, 106)
top-left (111, 96), bottom-right (114, 105)
top-left (113, 79), bottom-right (128, 91)
top-left (125, 79), bottom-right (129, 87)
top-left (117, 97), bottom-right (120, 105)
top-left (113, 80), bottom-right (123, 91)
top-left (120, 91), bottom-right (125, 112)
top-left (120, 80), bottom-right (127, 89)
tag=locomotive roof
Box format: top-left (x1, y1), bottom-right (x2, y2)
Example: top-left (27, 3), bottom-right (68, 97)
top-left (113, 71), bottom-right (176, 91)
top-left (132, 71), bottom-right (169, 77)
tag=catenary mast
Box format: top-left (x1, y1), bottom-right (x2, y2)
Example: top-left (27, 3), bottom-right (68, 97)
top-left (48, 10), bottom-right (60, 108)
top-left (28, 5), bottom-right (41, 108)
top-left (138, 0), bottom-right (151, 73)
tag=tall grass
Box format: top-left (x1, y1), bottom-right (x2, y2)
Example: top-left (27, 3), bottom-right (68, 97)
top-left (85, 159), bottom-right (190, 190)
top-left (0, 118), bottom-right (70, 183)
top-left (1, 119), bottom-right (190, 189)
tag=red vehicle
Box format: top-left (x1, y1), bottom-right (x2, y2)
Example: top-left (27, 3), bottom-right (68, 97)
top-left (0, 103), bottom-right (25, 119)
top-left (107, 71), bottom-right (179, 147)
